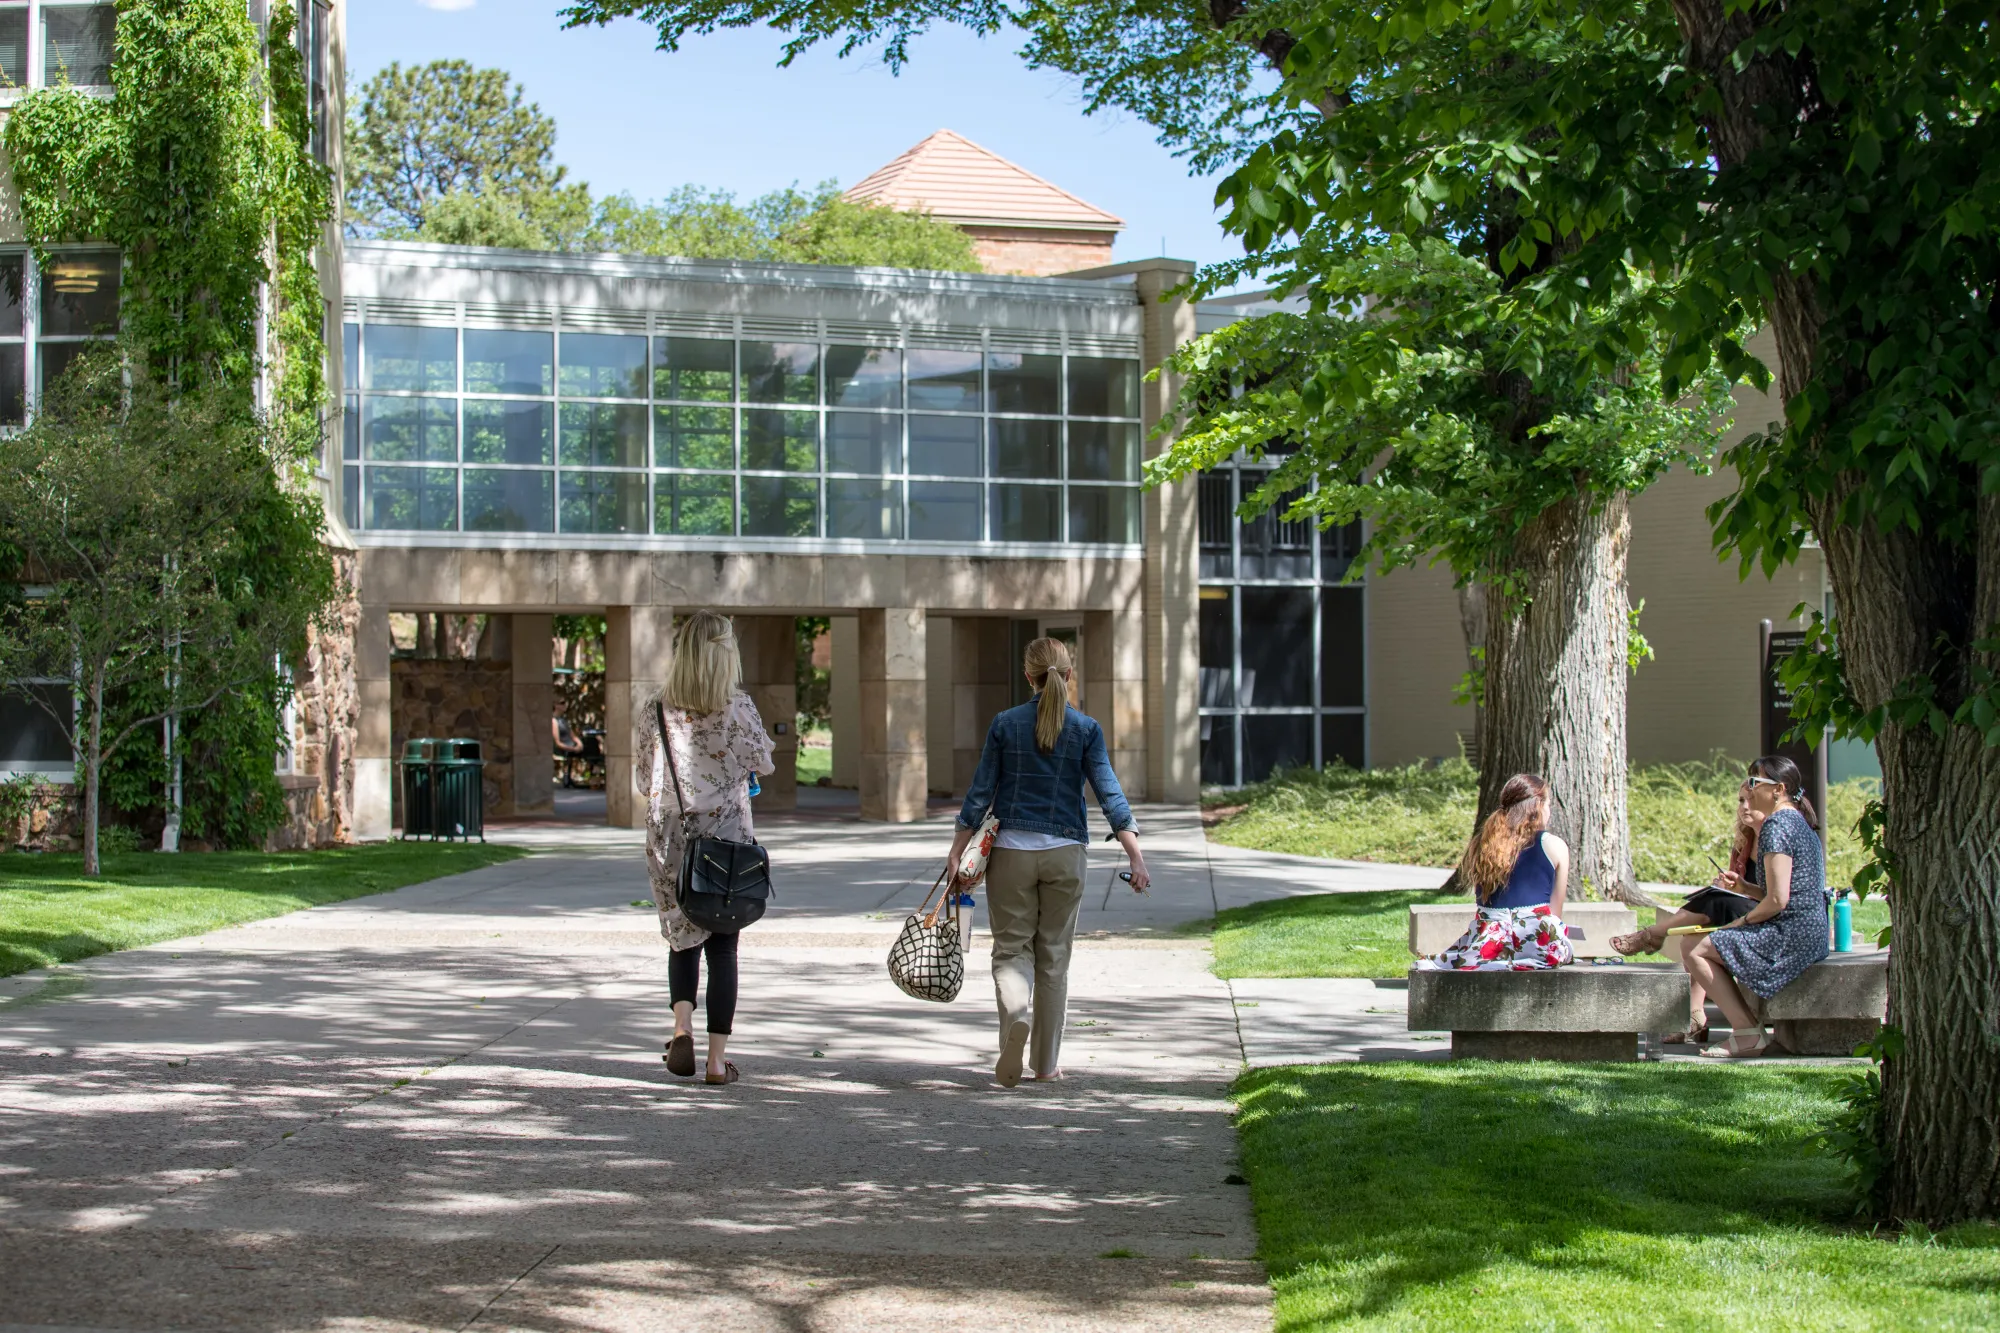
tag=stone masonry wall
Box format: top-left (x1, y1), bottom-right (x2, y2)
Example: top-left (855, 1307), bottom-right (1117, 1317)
top-left (390, 659), bottom-right (515, 823)
top-left (288, 549), bottom-right (360, 846)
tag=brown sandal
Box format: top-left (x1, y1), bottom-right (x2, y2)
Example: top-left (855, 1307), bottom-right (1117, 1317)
top-left (664, 1034), bottom-right (696, 1077)
top-left (704, 1060), bottom-right (740, 1085)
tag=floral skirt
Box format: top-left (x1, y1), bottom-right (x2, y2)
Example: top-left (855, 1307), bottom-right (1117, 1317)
top-left (1415, 904), bottom-right (1574, 972)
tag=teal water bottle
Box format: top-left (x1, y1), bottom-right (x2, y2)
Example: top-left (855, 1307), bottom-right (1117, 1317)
top-left (1833, 891), bottom-right (1853, 952)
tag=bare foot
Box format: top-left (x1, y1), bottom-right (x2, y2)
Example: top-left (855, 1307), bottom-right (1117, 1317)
top-left (1032, 1070), bottom-right (1063, 1082)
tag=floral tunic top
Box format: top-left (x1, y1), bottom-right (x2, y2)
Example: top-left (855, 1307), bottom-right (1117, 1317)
top-left (1711, 806), bottom-right (1830, 998)
top-left (639, 690), bottom-right (775, 952)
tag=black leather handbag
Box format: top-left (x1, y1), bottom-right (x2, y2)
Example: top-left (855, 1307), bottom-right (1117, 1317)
top-left (657, 701), bottom-right (772, 934)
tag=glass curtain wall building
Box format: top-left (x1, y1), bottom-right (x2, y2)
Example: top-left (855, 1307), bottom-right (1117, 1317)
top-left (341, 311), bottom-right (1145, 547)
top-left (1197, 462), bottom-right (1366, 785)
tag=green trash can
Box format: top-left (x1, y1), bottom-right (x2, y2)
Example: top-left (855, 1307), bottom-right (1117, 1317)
top-left (398, 738), bottom-right (438, 840)
top-left (431, 738), bottom-right (486, 842)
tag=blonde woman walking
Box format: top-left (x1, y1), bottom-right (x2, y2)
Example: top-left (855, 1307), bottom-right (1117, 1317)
top-left (947, 636), bottom-right (1149, 1087)
top-left (640, 611), bottom-right (774, 1085)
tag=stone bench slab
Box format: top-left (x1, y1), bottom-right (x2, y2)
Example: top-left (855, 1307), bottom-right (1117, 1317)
top-left (1756, 951), bottom-right (1888, 1056)
top-left (1408, 966), bottom-right (1688, 1062)
top-left (1409, 902), bottom-right (1638, 959)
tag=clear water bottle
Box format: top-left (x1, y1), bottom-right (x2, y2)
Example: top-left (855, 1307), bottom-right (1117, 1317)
top-left (956, 890), bottom-right (976, 950)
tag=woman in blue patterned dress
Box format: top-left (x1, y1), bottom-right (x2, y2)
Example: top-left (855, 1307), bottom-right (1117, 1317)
top-left (1684, 755), bottom-right (1830, 1058)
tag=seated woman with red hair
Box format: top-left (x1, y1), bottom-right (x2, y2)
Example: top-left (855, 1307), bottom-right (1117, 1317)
top-left (1417, 773), bottom-right (1574, 972)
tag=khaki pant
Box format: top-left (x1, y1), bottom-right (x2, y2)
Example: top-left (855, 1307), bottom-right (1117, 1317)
top-left (985, 843), bottom-right (1087, 1078)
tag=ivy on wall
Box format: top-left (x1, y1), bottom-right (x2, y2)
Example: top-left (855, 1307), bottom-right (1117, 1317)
top-left (4, 0), bottom-right (337, 845)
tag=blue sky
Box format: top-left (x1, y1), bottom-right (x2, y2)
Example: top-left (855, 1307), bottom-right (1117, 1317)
top-left (345, 0), bottom-right (1248, 268)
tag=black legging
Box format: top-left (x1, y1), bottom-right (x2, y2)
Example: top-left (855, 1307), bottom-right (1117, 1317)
top-left (668, 932), bottom-right (739, 1035)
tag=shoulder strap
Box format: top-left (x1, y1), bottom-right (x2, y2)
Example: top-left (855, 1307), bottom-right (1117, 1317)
top-left (655, 700), bottom-right (691, 824)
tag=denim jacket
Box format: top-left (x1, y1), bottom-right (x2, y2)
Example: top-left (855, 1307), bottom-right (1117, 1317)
top-left (956, 697), bottom-right (1137, 842)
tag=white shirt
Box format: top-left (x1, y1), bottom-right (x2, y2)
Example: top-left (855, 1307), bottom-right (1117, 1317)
top-left (993, 828), bottom-right (1082, 852)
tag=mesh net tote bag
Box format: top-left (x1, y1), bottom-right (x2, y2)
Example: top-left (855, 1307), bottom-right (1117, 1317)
top-left (887, 868), bottom-right (965, 1003)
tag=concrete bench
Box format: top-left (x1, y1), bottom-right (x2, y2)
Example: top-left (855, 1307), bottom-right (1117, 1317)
top-left (1409, 902), bottom-right (1639, 959)
top-left (1407, 966), bottom-right (1686, 1061)
top-left (1753, 951), bottom-right (1888, 1055)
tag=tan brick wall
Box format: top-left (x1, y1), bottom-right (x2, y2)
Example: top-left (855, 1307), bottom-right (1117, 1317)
top-left (963, 226), bottom-right (1115, 277)
top-left (1366, 561), bottom-right (1473, 767)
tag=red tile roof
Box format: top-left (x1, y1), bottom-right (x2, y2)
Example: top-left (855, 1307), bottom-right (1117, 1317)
top-left (845, 129), bottom-right (1124, 233)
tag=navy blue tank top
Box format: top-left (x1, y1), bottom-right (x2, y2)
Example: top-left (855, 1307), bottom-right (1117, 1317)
top-left (1485, 833), bottom-right (1556, 908)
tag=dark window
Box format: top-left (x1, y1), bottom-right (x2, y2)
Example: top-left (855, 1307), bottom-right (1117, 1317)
top-left (989, 418), bottom-right (1059, 479)
top-left (558, 469), bottom-right (647, 534)
top-left (907, 348), bottom-right (980, 412)
top-left (463, 468), bottom-right (553, 532)
top-left (741, 341), bottom-right (817, 404)
top-left (826, 479), bottom-right (900, 540)
top-left (825, 345), bottom-right (901, 409)
top-left (741, 476), bottom-right (816, 536)
top-left (465, 400), bottom-right (553, 466)
top-left (1243, 715), bottom-right (1311, 783)
top-left (1322, 713), bottom-right (1365, 770)
top-left (1321, 587), bottom-right (1365, 708)
top-left (1067, 486), bottom-right (1137, 544)
top-left (1200, 715), bottom-right (1236, 786)
top-left (986, 351), bottom-right (1059, 414)
top-left (1239, 476), bottom-right (1313, 580)
top-left (909, 481), bottom-right (980, 541)
top-left (341, 321), bottom-right (358, 391)
top-left (1067, 356), bottom-right (1138, 418)
top-left (908, 415), bottom-right (982, 476)
top-left (1198, 471), bottom-right (1234, 578)
top-left (1199, 590), bottom-right (1234, 708)
top-left (0, 7), bottom-right (26, 86)
top-left (826, 412), bottom-right (899, 474)
top-left (43, 4), bottom-right (114, 85)
top-left (0, 683), bottom-right (72, 768)
top-left (991, 484), bottom-right (1061, 542)
top-left (742, 409), bottom-right (817, 472)
top-left (1240, 587), bottom-right (1313, 707)
top-left (654, 473), bottom-right (733, 536)
top-left (654, 405), bottom-right (731, 470)
top-left (653, 337), bottom-right (733, 402)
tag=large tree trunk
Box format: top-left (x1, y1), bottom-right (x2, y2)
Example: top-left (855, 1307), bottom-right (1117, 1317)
top-left (1473, 489), bottom-right (1636, 901)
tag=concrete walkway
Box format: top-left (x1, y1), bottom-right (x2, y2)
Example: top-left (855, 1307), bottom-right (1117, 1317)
top-left (3, 805), bottom-right (1375, 1333)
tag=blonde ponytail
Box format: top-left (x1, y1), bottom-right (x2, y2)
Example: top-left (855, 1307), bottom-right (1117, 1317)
top-left (1024, 636), bottom-right (1075, 752)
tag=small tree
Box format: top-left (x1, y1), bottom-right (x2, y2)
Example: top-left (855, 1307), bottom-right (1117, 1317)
top-left (0, 347), bottom-right (335, 872)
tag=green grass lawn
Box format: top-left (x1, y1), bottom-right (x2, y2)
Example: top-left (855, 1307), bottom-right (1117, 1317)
top-left (1208, 756), bottom-right (1880, 889)
top-left (795, 742), bottom-right (834, 788)
top-left (1236, 1062), bottom-right (2000, 1331)
top-left (0, 842), bottom-right (524, 977)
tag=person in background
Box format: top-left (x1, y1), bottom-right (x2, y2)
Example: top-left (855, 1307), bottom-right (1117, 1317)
top-left (1684, 755), bottom-right (1830, 1059)
top-left (553, 703), bottom-right (585, 787)
top-left (1417, 773), bottom-right (1574, 971)
top-left (947, 636), bottom-right (1149, 1088)
top-left (1611, 782), bottom-right (1768, 1043)
top-left (641, 611), bottom-right (775, 1086)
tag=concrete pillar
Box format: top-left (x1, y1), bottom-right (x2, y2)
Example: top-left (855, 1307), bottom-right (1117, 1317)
top-left (605, 603), bottom-right (673, 828)
top-left (859, 606), bottom-right (927, 822)
top-left (925, 615), bottom-right (954, 797)
top-left (952, 617), bottom-right (1015, 792)
top-left (737, 615), bottom-right (798, 812)
top-left (1085, 605), bottom-right (1147, 798)
top-left (510, 613), bottom-right (554, 816)
top-left (1135, 260), bottom-right (1202, 803)
top-left (353, 602), bottom-right (393, 840)
top-left (830, 615), bottom-right (859, 788)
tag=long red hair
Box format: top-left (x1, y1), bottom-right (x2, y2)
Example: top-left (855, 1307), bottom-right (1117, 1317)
top-left (1465, 773), bottom-right (1550, 903)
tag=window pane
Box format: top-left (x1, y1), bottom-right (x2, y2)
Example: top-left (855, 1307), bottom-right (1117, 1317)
top-left (1067, 486), bottom-right (1138, 543)
top-left (0, 253), bottom-right (25, 340)
top-left (558, 332), bottom-right (646, 399)
top-left (1240, 478), bottom-right (1313, 580)
top-left (1200, 715), bottom-right (1237, 786)
top-left (825, 411), bottom-right (899, 474)
top-left (989, 418), bottom-right (1059, 479)
top-left (37, 340), bottom-right (90, 392)
top-left (1240, 587), bottom-right (1313, 706)
top-left (987, 351), bottom-right (1059, 414)
top-left (365, 466), bottom-right (457, 531)
top-left (1322, 519), bottom-right (1363, 582)
top-left (655, 405), bottom-right (732, 470)
top-left (1067, 356), bottom-right (1138, 418)
top-left (1068, 420), bottom-right (1139, 481)
top-left (907, 348), bottom-right (980, 412)
top-left (0, 682), bottom-right (74, 768)
top-left (362, 395), bottom-right (457, 462)
top-left (43, 3), bottom-right (113, 84)
top-left (1199, 590), bottom-right (1234, 707)
top-left (655, 473), bottom-right (733, 536)
top-left (341, 321), bottom-right (358, 391)
top-left (558, 402), bottom-right (647, 468)
top-left (908, 414), bottom-right (982, 476)
top-left (0, 344), bottom-right (21, 426)
top-left (742, 408), bottom-right (817, 472)
top-left (991, 484), bottom-right (1061, 542)
top-left (341, 392), bottom-right (358, 460)
top-left (39, 250), bottom-right (119, 336)
top-left (741, 476), bottom-right (817, 537)
top-left (464, 398), bottom-right (552, 465)
top-left (741, 341), bottom-right (817, 404)
top-left (0, 8), bottom-right (26, 86)
top-left (1198, 471), bottom-right (1234, 579)
top-left (653, 337), bottom-right (732, 401)
top-left (1321, 586), bottom-right (1365, 708)
top-left (559, 469), bottom-right (648, 534)
top-left (342, 463), bottom-right (359, 530)
top-left (826, 345), bottom-right (902, 409)
top-left (1322, 713), bottom-right (1365, 770)
top-left (363, 325), bottom-right (455, 392)
top-left (826, 479), bottom-right (901, 540)
top-left (463, 468), bottom-right (553, 532)
top-left (908, 481), bottom-right (980, 542)
top-left (1244, 714), bottom-right (1312, 783)
top-left (464, 329), bottom-right (552, 396)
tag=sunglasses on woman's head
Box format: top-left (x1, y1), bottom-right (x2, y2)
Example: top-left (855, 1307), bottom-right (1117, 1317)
top-left (1747, 776), bottom-right (1784, 789)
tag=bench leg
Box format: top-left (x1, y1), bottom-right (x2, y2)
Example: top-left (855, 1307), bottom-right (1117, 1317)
top-left (1771, 1018), bottom-right (1881, 1057)
top-left (1453, 1031), bottom-right (1638, 1062)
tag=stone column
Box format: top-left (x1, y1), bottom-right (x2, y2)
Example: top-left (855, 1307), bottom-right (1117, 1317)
top-left (859, 606), bottom-right (926, 822)
top-left (830, 615), bottom-right (859, 788)
top-left (925, 615), bottom-right (954, 797)
top-left (510, 613), bottom-right (554, 816)
top-left (1085, 606), bottom-right (1147, 800)
top-left (353, 602), bottom-right (394, 840)
top-left (952, 617), bottom-right (1014, 792)
top-left (736, 615), bottom-right (798, 812)
top-left (605, 603), bottom-right (673, 828)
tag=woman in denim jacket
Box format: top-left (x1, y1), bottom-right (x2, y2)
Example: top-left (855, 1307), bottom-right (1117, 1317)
top-left (946, 636), bottom-right (1150, 1087)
